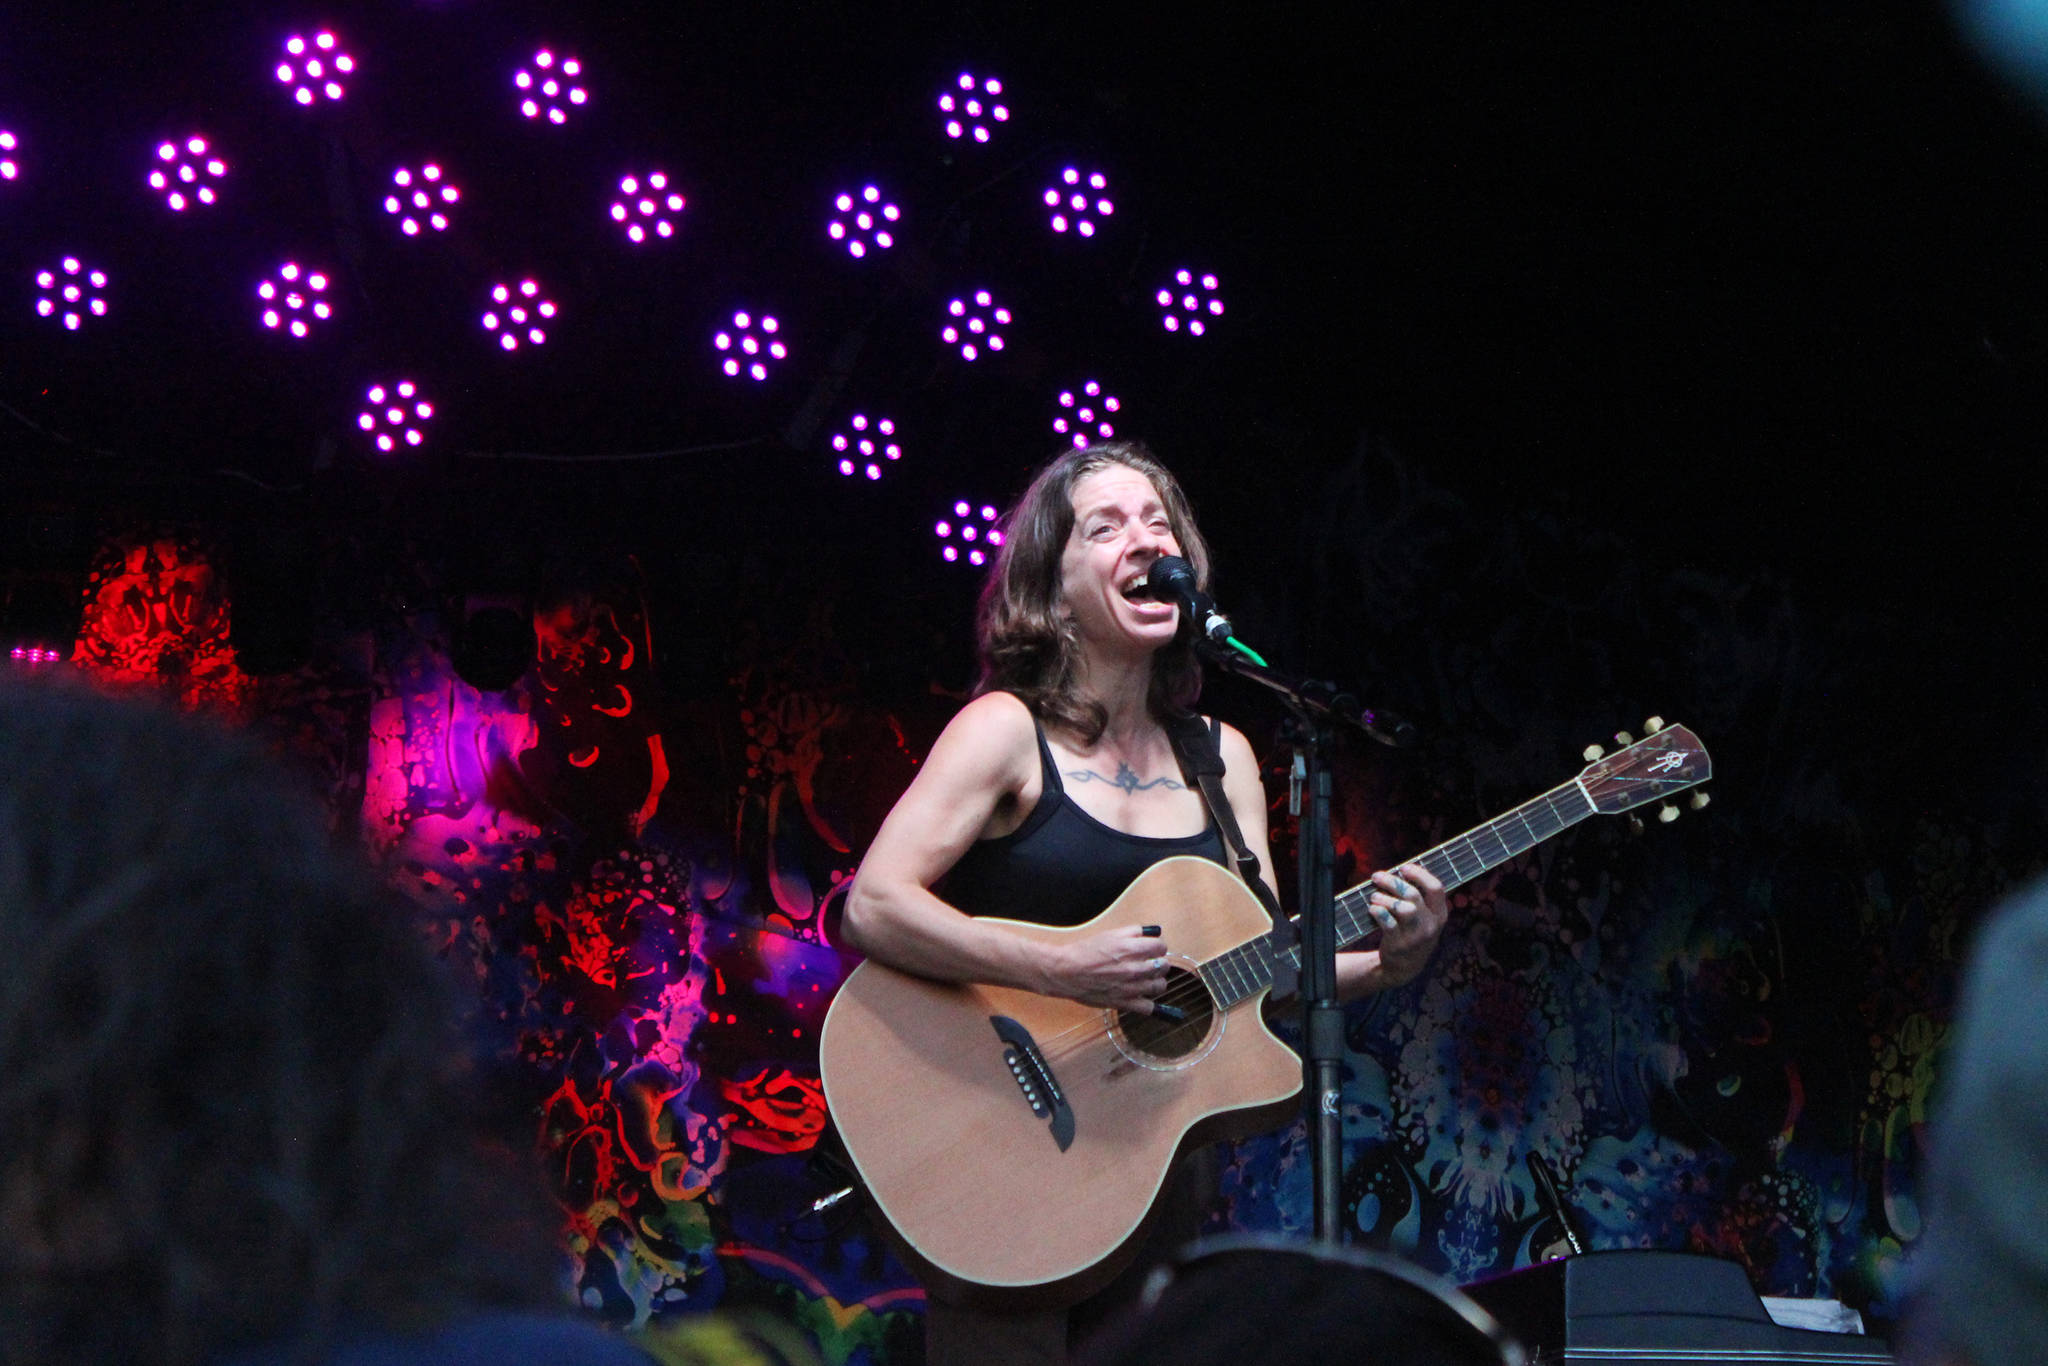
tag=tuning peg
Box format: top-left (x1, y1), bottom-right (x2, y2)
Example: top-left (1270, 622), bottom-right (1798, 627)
top-left (1658, 803), bottom-right (1679, 823)
top-left (1614, 730), bottom-right (1635, 747)
top-left (1689, 790), bottom-right (1711, 811)
top-left (1627, 814), bottom-right (1645, 835)
top-left (1582, 743), bottom-right (1605, 762)
top-left (1644, 716), bottom-right (1665, 733)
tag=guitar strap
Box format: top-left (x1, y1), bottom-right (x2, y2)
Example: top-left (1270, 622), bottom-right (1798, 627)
top-left (1166, 713), bottom-right (1297, 958)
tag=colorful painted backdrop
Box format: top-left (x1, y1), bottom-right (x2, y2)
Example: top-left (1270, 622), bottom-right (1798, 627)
top-left (42, 449), bottom-right (2039, 1361)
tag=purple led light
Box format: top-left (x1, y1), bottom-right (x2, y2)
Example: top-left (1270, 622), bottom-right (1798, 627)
top-left (712, 310), bottom-right (788, 382)
top-left (147, 135), bottom-right (227, 212)
top-left (610, 170), bottom-right (685, 244)
top-left (827, 184), bottom-right (901, 259)
top-left (277, 31), bottom-right (354, 105)
top-left (255, 261), bottom-right (335, 339)
top-left (1156, 268), bottom-right (1225, 337)
top-left (937, 72), bottom-right (1010, 143)
top-left (828, 413), bottom-right (902, 479)
top-left (8, 646), bottom-right (64, 664)
top-left (357, 378), bottom-right (435, 454)
top-left (32, 257), bottom-right (110, 330)
top-left (384, 163), bottom-right (460, 236)
top-left (934, 499), bottom-right (1005, 566)
top-left (2, 130), bottom-right (20, 181)
top-left (1052, 380), bottom-right (1122, 448)
top-left (514, 49), bottom-right (588, 125)
top-left (1043, 166), bottom-right (1113, 237)
top-left (826, 184), bottom-right (900, 258)
top-left (940, 289), bottom-right (1011, 362)
top-left (480, 278), bottom-right (557, 351)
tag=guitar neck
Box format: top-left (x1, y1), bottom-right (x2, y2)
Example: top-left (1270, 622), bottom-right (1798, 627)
top-left (1201, 777), bottom-right (1599, 1010)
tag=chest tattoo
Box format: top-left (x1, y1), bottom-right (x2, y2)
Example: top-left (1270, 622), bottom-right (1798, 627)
top-left (1067, 763), bottom-right (1186, 795)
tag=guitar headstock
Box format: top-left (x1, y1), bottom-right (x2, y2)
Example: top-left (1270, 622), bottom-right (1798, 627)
top-left (1578, 719), bottom-right (1712, 817)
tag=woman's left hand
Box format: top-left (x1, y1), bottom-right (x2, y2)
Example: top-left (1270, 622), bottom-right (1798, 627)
top-left (1365, 862), bottom-right (1449, 986)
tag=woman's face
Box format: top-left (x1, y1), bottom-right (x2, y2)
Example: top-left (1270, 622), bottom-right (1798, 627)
top-left (1058, 464), bottom-right (1185, 662)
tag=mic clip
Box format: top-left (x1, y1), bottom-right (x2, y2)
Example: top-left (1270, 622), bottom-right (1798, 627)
top-left (1189, 596), bottom-right (1233, 645)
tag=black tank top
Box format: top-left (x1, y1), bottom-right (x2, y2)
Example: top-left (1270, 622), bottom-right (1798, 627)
top-left (935, 711), bottom-right (1231, 926)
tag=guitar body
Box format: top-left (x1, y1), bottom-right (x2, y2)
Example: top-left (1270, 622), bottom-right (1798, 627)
top-left (821, 720), bottom-right (1715, 1306)
top-left (820, 856), bottom-right (1302, 1305)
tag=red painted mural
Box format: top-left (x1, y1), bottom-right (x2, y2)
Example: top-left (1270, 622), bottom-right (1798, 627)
top-left (70, 530), bottom-right (250, 708)
top-left (22, 489), bottom-right (2024, 1361)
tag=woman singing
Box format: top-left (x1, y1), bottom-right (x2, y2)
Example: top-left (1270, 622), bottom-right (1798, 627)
top-left (843, 442), bottom-right (1449, 1365)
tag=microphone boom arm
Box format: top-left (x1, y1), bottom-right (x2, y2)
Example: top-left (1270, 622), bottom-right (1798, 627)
top-left (1193, 635), bottom-right (1416, 748)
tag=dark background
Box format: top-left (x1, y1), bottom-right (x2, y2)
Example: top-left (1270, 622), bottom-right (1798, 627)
top-left (4, 2), bottom-right (2046, 1343)
top-left (7, 3), bottom-right (2045, 642)
top-left (8, 7), bottom-right (2039, 544)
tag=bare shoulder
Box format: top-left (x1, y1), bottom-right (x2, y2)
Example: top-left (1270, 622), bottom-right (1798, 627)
top-left (1214, 721), bottom-right (1271, 814)
top-left (924, 690), bottom-right (1039, 790)
top-left (1215, 719), bottom-right (1260, 774)
top-left (1212, 720), bottom-right (1276, 884)
top-left (953, 688), bottom-right (1036, 730)
top-left (942, 690), bottom-right (1037, 750)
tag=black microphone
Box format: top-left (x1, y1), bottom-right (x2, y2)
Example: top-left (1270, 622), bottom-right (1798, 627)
top-left (1140, 555), bottom-right (1234, 644)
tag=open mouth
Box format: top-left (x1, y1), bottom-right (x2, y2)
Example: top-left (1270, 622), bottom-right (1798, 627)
top-left (1120, 580), bottom-right (1173, 617)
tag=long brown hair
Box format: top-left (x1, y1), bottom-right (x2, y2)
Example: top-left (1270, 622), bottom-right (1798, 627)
top-left (975, 442), bottom-right (1213, 745)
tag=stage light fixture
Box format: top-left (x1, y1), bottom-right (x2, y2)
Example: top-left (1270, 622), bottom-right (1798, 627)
top-left (384, 163), bottom-right (460, 236)
top-left (276, 31), bottom-right (354, 106)
top-left (1157, 268), bottom-right (1224, 336)
top-left (826, 184), bottom-right (900, 258)
top-left (256, 261), bottom-right (334, 339)
top-left (1043, 167), bottom-right (1113, 237)
top-left (829, 413), bottom-right (902, 479)
top-left (938, 72), bottom-right (1009, 143)
top-left (32, 258), bottom-right (109, 330)
top-left (713, 311), bottom-right (787, 381)
top-left (481, 279), bottom-right (557, 351)
top-left (609, 171), bottom-right (685, 244)
top-left (1052, 380), bottom-right (1120, 447)
top-left (147, 136), bottom-right (226, 212)
top-left (940, 290), bottom-right (1010, 361)
top-left (514, 49), bottom-right (588, 125)
top-left (357, 379), bottom-right (435, 454)
top-left (933, 500), bottom-right (1005, 566)
top-left (2, 130), bottom-right (19, 181)
top-left (2, 575), bottom-right (80, 666)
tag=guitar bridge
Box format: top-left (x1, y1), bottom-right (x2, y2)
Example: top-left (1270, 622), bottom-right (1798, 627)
top-left (989, 1015), bottom-right (1075, 1152)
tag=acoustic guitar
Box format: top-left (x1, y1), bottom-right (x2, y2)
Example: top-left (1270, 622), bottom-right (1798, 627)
top-left (820, 721), bottom-right (1711, 1304)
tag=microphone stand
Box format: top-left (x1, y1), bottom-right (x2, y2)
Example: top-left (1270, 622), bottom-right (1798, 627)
top-left (1194, 635), bottom-right (1408, 1246)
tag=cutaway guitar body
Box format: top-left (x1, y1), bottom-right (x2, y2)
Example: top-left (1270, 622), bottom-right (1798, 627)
top-left (822, 722), bottom-right (1712, 1305)
top-left (820, 857), bottom-right (1301, 1305)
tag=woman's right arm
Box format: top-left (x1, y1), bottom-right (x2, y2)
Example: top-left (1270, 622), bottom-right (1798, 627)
top-left (841, 693), bottom-right (1172, 1012)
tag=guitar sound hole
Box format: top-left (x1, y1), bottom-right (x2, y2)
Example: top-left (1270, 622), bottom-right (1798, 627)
top-left (1116, 966), bottom-right (1215, 1061)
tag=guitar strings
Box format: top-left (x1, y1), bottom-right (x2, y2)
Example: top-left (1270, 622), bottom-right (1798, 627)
top-left (1020, 779), bottom-right (1600, 1067)
top-left (1023, 968), bottom-right (1230, 1070)
top-left (1022, 865), bottom-right (1475, 1072)
top-left (1027, 977), bottom-right (1213, 1062)
top-left (1012, 881), bottom-right (1392, 1069)
top-left (999, 764), bottom-right (1705, 1072)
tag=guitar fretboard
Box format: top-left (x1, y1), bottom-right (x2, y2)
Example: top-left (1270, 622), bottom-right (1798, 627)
top-left (1196, 779), bottom-right (1597, 1011)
